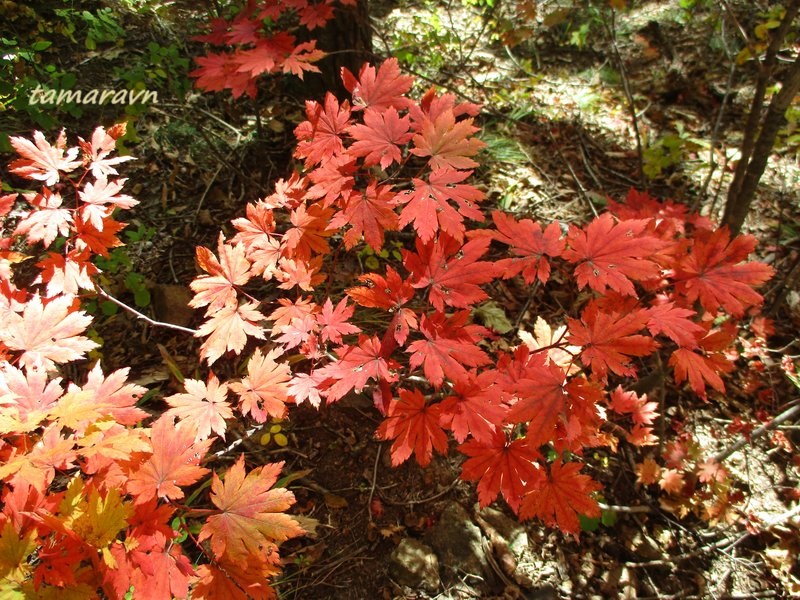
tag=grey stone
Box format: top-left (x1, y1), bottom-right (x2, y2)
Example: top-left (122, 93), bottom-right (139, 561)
top-left (426, 502), bottom-right (492, 585)
top-left (476, 505), bottom-right (529, 559)
top-left (388, 537), bottom-right (440, 593)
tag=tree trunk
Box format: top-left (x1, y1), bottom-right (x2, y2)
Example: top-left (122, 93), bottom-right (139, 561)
top-left (722, 0), bottom-right (799, 232)
top-left (722, 51), bottom-right (800, 232)
top-left (306, 0), bottom-right (373, 99)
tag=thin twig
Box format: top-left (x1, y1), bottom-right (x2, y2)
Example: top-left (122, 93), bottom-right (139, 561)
top-left (698, 18), bottom-right (738, 207)
top-left (381, 477), bottom-right (461, 506)
top-left (95, 285), bottom-right (198, 335)
top-left (598, 502), bottom-right (651, 514)
top-left (714, 401), bottom-right (800, 463)
top-left (367, 445), bottom-right (381, 522)
top-left (604, 9), bottom-right (645, 186)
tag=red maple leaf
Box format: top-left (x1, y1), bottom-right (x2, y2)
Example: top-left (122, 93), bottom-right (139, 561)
top-left (673, 227), bottom-right (774, 316)
top-left (376, 388), bottom-right (449, 466)
top-left (407, 311), bottom-right (491, 388)
top-left (459, 431), bottom-right (542, 513)
top-left (347, 106), bottom-right (413, 169)
top-left (191, 52), bottom-right (257, 99)
top-left (403, 234), bottom-right (496, 311)
top-left (230, 348), bottom-right (291, 423)
top-left (504, 352), bottom-right (570, 448)
top-left (9, 130), bottom-right (81, 186)
top-left (299, 2), bottom-right (335, 29)
top-left (341, 57), bottom-right (414, 111)
top-left (563, 213), bottom-right (664, 296)
top-left (669, 347), bottom-right (732, 399)
top-left (35, 248), bottom-right (98, 297)
top-left (0, 294), bottom-right (98, 371)
top-left (73, 214), bottom-right (126, 258)
top-left (346, 266), bottom-right (414, 310)
top-left (567, 301), bottom-right (658, 380)
top-left (316, 297), bottom-right (361, 344)
top-left (518, 460), bottom-right (601, 536)
top-left (283, 203), bottom-right (334, 260)
top-left (281, 41), bottom-right (325, 78)
top-left (346, 267), bottom-right (417, 347)
top-left (189, 235), bottom-right (252, 315)
top-left (488, 210), bottom-right (565, 284)
top-left (306, 154), bottom-right (357, 208)
top-left (294, 93), bottom-right (352, 167)
top-left (644, 301), bottom-right (704, 348)
top-left (327, 181), bottom-right (399, 250)
top-left (225, 14), bottom-right (259, 44)
top-left (127, 417), bottom-right (212, 504)
top-left (409, 109), bottom-right (486, 170)
top-left (438, 370), bottom-right (504, 444)
top-left (608, 386), bottom-right (658, 426)
top-left (396, 168), bottom-right (485, 242)
top-left (316, 335), bottom-right (399, 402)
top-left (195, 301), bottom-right (267, 365)
top-left (163, 374), bottom-right (233, 442)
top-left (198, 455), bottom-right (303, 565)
top-left (234, 34), bottom-right (295, 77)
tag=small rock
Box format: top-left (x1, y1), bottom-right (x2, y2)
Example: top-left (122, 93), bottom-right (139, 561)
top-left (388, 538), bottom-right (440, 593)
top-left (427, 502), bottom-right (492, 585)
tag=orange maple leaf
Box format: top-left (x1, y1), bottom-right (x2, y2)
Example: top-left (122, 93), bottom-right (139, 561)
top-left (519, 460), bottom-right (601, 536)
top-left (376, 388), bottom-right (449, 466)
top-left (0, 294), bottom-right (98, 371)
top-left (230, 348), bottom-right (292, 423)
top-left (198, 455), bottom-right (303, 565)
top-left (164, 374), bottom-right (233, 442)
top-left (189, 235), bottom-right (252, 315)
top-left (127, 417), bottom-right (212, 504)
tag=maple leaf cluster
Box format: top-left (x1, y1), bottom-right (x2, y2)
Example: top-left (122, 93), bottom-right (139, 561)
top-left (185, 60), bottom-right (773, 536)
top-left (0, 129), bottom-right (303, 598)
top-left (190, 0), bottom-right (356, 98)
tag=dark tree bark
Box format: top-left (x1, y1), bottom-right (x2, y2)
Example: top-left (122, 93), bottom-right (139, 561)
top-left (722, 50), bottom-right (800, 233)
top-left (305, 0), bottom-right (373, 99)
top-left (722, 0), bottom-right (799, 233)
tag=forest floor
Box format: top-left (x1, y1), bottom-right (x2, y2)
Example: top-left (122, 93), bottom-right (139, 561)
top-left (3, 0), bottom-right (800, 598)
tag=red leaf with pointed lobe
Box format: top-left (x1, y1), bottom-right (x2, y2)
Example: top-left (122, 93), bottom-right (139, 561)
top-left (316, 297), bottom-right (361, 344)
top-left (488, 210), bottom-right (565, 284)
top-left (376, 388), bottom-right (448, 466)
top-left (459, 431), bottom-right (542, 513)
top-left (567, 301), bottom-right (658, 380)
top-left (347, 106), bottom-right (413, 169)
top-left (294, 93), bottom-right (352, 167)
top-left (198, 455), bottom-right (303, 565)
top-left (669, 347), bottom-right (732, 399)
top-left (328, 181), bottom-right (398, 250)
top-left (409, 109), bottom-right (485, 170)
top-left (316, 335), bottom-right (399, 402)
top-left (341, 57), bottom-right (414, 111)
top-left (519, 460), bottom-right (601, 536)
top-left (127, 417), bottom-right (212, 504)
top-left (644, 301), bottom-right (704, 348)
top-left (403, 234), bottom-right (496, 311)
top-left (407, 311), bottom-right (491, 388)
top-left (673, 227), bottom-right (774, 317)
top-left (438, 370), bottom-right (504, 443)
top-left (504, 353), bottom-right (569, 449)
top-left (563, 213), bottom-right (664, 296)
top-left (396, 169), bottom-right (485, 242)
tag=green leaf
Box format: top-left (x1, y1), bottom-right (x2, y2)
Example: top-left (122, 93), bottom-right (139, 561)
top-left (579, 513), bottom-right (600, 532)
top-left (601, 509), bottom-right (618, 527)
top-left (474, 301), bottom-right (513, 334)
top-left (100, 300), bottom-right (119, 316)
top-left (133, 288), bottom-right (150, 307)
